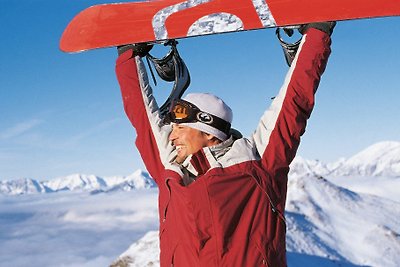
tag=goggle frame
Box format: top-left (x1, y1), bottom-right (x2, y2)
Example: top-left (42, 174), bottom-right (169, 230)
top-left (164, 99), bottom-right (231, 135)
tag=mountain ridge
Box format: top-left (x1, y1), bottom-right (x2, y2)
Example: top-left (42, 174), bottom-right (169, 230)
top-left (0, 169), bottom-right (155, 195)
top-left (1, 141), bottom-right (399, 196)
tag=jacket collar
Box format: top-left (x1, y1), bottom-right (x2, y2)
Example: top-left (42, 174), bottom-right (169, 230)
top-left (180, 134), bottom-right (237, 176)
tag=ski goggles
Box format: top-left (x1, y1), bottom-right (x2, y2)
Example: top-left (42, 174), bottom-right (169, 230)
top-left (164, 99), bottom-right (231, 135)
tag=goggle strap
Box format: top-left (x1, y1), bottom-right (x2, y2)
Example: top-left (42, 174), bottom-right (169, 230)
top-left (202, 113), bottom-right (231, 136)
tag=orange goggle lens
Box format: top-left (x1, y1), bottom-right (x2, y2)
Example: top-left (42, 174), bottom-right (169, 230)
top-left (172, 104), bottom-right (190, 120)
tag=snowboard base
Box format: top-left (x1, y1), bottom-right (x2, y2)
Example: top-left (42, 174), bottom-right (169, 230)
top-left (60, 0), bottom-right (400, 53)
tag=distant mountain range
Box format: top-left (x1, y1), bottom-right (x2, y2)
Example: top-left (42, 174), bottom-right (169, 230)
top-left (0, 169), bottom-right (155, 195)
top-left (1, 141), bottom-right (399, 196)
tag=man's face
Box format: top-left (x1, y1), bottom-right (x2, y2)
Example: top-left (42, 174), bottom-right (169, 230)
top-left (169, 124), bottom-right (212, 164)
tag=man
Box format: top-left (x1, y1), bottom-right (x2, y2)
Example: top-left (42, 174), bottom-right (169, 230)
top-left (115, 22), bottom-right (334, 267)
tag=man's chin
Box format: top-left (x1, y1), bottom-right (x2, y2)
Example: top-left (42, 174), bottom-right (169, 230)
top-left (175, 155), bottom-right (186, 164)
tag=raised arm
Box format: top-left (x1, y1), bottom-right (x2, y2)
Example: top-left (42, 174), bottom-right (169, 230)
top-left (115, 48), bottom-right (175, 184)
top-left (252, 26), bottom-right (333, 189)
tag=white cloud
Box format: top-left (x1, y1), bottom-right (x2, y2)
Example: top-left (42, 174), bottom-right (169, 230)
top-left (62, 118), bottom-right (122, 147)
top-left (0, 190), bottom-right (159, 267)
top-left (0, 119), bottom-right (43, 140)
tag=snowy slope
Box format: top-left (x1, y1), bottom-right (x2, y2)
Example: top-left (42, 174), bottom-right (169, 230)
top-left (286, 173), bottom-right (400, 267)
top-left (110, 231), bottom-right (160, 267)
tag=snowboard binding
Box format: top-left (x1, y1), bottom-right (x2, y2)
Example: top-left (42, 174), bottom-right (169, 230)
top-left (145, 40), bottom-right (191, 118)
top-left (276, 27), bottom-right (301, 67)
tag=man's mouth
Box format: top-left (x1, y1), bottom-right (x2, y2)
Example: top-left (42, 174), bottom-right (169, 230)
top-left (175, 145), bottom-right (184, 152)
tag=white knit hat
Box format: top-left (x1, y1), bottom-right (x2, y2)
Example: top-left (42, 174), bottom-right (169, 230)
top-left (180, 93), bottom-right (233, 141)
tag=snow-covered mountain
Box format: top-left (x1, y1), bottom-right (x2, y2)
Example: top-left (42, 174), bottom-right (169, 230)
top-left (290, 141), bottom-right (400, 177)
top-left (0, 178), bottom-right (52, 195)
top-left (0, 169), bottom-right (155, 195)
top-left (331, 141), bottom-right (400, 177)
top-left (110, 231), bottom-right (160, 267)
top-left (285, 173), bottom-right (400, 267)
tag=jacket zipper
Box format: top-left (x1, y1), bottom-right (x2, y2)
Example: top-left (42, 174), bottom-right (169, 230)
top-left (251, 175), bottom-right (287, 225)
top-left (163, 177), bottom-right (172, 222)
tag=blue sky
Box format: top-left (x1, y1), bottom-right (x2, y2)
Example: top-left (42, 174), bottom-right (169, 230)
top-left (1, 1), bottom-right (399, 180)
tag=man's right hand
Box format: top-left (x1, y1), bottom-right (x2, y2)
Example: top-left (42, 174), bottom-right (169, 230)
top-left (117, 43), bottom-right (153, 57)
top-left (299, 22), bottom-right (336, 36)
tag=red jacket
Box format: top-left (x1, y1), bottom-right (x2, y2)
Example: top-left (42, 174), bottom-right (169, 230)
top-left (115, 28), bottom-right (331, 267)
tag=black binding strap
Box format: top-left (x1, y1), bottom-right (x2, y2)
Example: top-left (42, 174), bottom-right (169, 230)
top-left (276, 28), bottom-right (301, 67)
top-left (146, 40), bottom-right (191, 117)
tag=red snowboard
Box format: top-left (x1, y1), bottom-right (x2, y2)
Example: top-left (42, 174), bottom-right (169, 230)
top-left (60, 0), bottom-right (400, 53)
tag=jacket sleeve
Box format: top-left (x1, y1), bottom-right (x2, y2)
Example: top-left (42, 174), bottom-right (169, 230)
top-left (115, 50), bottom-right (176, 185)
top-left (251, 28), bottom-right (332, 188)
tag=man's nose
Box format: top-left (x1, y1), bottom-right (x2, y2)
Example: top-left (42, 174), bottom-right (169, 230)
top-left (169, 128), bottom-right (177, 141)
